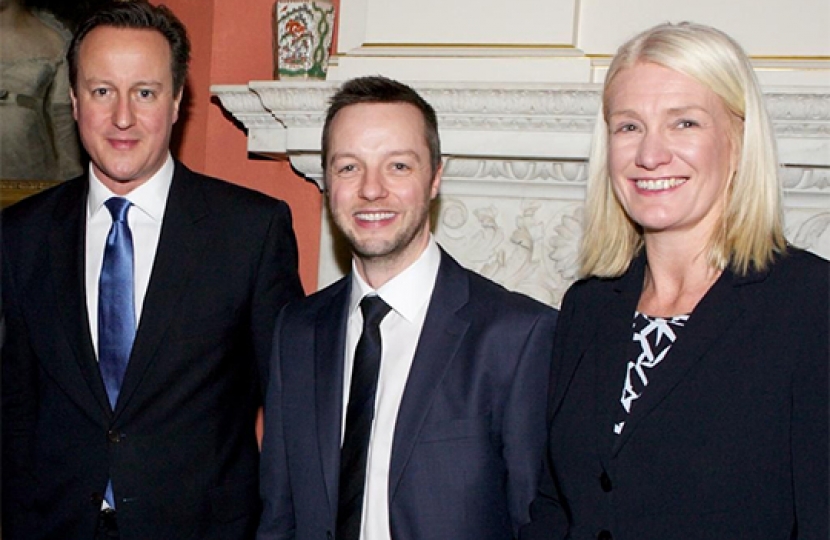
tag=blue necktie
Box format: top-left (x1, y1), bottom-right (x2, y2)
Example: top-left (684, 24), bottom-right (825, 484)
top-left (98, 197), bottom-right (135, 508)
top-left (98, 197), bottom-right (136, 409)
top-left (336, 295), bottom-right (391, 540)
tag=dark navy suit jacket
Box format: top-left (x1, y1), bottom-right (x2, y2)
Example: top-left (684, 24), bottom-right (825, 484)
top-left (1, 162), bottom-right (304, 540)
top-left (258, 249), bottom-right (558, 540)
top-left (522, 249), bottom-right (829, 540)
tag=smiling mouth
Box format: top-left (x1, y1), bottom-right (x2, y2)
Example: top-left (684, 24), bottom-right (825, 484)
top-left (355, 211), bottom-right (396, 222)
top-left (634, 177), bottom-right (688, 191)
top-left (109, 139), bottom-right (138, 148)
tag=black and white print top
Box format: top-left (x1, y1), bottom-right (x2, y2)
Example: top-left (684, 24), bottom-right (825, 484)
top-left (614, 311), bottom-right (690, 435)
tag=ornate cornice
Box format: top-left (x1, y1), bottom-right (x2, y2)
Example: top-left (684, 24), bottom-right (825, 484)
top-left (766, 90), bottom-right (830, 136)
top-left (213, 81), bottom-right (830, 187)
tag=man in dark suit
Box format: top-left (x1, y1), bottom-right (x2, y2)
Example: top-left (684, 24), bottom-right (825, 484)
top-left (1, 2), bottom-right (304, 539)
top-left (256, 76), bottom-right (557, 540)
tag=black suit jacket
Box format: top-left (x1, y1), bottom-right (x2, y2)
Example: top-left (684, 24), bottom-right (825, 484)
top-left (257, 249), bottom-right (558, 540)
top-left (1, 162), bottom-right (304, 540)
top-left (522, 249), bottom-right (829, 540)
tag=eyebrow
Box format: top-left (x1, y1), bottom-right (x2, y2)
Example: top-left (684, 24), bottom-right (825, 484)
top-left (133, 81), bottom-right (164, 88)
top-left (386, 150), bottom-right (422, 162)
top-left (83, 78), bottom-right (165, 89)
top-left (609, 105), bottom-right (711, 118)
top-left (330, 149), bottom-right (423, 162)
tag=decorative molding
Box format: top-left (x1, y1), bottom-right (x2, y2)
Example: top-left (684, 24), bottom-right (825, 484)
top-left (212, 81), bottom-right (830, 304)
top-left (213, 81), bottom-right (830, 168)
top-left (781, 167), bottom-right (830, 192)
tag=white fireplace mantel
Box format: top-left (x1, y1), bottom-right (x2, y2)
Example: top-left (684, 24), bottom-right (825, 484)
top-left (212, 80), bottom-right (830, 305)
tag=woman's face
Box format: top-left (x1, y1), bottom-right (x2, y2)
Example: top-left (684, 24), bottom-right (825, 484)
top-left (605, 62), bottom-right (739, 243)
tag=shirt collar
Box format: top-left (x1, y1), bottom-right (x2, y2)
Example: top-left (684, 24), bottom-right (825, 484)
top-left (349, 236), bottom-right (441, 323)
top-left (87, 153), bottom-right (174, 222)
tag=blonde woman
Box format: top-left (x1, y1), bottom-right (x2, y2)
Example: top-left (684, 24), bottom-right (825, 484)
top-left (522, 22), bottom-right (828, 540)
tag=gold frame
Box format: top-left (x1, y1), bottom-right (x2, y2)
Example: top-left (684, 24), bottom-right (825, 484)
top-left (1, 180), bottom-right (61, 209)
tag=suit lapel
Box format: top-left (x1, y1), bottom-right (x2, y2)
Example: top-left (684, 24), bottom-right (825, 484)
top-left (610, 267), bottom-right (745, 456)
top-left (315, 280), bottom-right (351, 515)
top-left (47, 178), bottom-right (112, 416)
top-left (593, 263), bottom-right (645, 457)
top-left (114, 164), bottom-right (209, 417)
top-left (546, 262), bottom-right (641, 437)
top-left (388, 252), bottom-right (471, 502)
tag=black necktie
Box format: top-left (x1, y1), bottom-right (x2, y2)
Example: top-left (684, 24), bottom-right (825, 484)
top-left (336, 295), bottom-right (392, 540)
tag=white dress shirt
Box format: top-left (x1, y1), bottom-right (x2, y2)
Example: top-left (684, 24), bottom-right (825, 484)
top-left (85, 154), bottom-right (173, 355)
top-left (344, 237), bottom-right (441, 540)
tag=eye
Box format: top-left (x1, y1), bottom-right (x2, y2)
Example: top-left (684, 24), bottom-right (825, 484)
top-left (336, 163), bottom-right (356, 174)
top-left (92, 88), bottom-right (110, 97)
top-left (613, 123), bottom-right (638, 134)
top-left (677, 119), bottom-right (699, 129)
top-left (392, 162), bottom-right (410, 171)
top-left (137, 89), bottom-right (156, 100)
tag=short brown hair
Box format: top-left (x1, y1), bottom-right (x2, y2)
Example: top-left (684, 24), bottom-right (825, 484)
top-left (68, 0), bottom-right (190, 95)
top-left (321, 76), bottom-right (441, 182)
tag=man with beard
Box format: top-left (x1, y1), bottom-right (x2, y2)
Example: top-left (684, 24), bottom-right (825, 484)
top-left (257, 76), bottom-right (558, 540)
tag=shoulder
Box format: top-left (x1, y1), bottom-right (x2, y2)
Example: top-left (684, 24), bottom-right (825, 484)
top-left (33, 10), bottom-right (72, 45)
top-left (560, 274), bottom-right (622, 310)
top-left (175, 163), bottom-right (291, 216)
top-left (775, 247), bottom-right (829, 276)
top-left (278, 277), bottom-right (349, 323)
top-left (444, 254), bottom-right (558, 322)
top-left (1, 176), bottom-right (84, 231)
top-left (168, 162), bottom-right (291, 231)
top-left (473, 271), bottom-right (554, 314)
top-left (739, 247), bottom-right (829, 295)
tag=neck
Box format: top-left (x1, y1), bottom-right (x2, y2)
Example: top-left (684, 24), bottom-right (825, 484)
top-left (639, 232), bottom-right (722, 316)
top-left (353, 237), bottom-right (430, 290)
top-left (354, 254), bottom-right (412, 290)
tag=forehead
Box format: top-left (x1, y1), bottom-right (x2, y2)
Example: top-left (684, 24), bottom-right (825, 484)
top-left (78, 26), bottom-right (172, 74)
top-left (329, 102), bottom-right (427, 145)
top-left (606, 62), bottom-right (723, 112)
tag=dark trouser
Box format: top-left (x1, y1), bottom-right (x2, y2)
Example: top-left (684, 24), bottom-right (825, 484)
top-left (95, 509), bottom-right (119, 540)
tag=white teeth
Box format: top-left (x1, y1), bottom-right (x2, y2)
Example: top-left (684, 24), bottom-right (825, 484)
top-left (356, 212), bottom-right (395, 222)
top-left (635, 177), bottom-right (688, 191)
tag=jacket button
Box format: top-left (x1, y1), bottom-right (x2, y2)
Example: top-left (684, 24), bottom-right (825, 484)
top-left (107, 430), bottom-right (122, 443)
top-left (597, 530), bottom-right (613, 540)
top-left (599, 471), bottom-right (612, 492)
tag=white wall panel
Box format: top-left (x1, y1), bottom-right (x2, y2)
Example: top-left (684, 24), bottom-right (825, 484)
top-left (361, 0), bottom-right (577, 46)
top-left (578, 0), bottom-right (830, 56)
top-left (336, 0), bottom-right (829, 84)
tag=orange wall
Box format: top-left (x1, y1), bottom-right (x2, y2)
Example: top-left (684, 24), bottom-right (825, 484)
top-left (156, 0), bottom-right (324, 292)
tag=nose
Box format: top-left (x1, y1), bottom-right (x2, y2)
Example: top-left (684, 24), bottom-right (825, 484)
top-left (112, 94), bottom-right (136, 130)
top-left (635, 129), bottom-right (672, 170)
top-left (358, 167), bottom-right (387, 201)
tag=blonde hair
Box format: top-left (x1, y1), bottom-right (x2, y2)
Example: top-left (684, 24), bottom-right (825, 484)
top-left (580, 21), bottom-right (786, 278)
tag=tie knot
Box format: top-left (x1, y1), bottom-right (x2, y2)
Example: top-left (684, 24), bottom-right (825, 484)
top-left (360, 295), bottom-right (391, 329)
top-left (105, 197), bottom-right (132, 223)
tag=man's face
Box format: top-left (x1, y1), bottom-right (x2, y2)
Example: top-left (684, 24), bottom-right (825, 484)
top-left (71, 26), bottom-right (181, 195)
top-left (325, 102), bottom-right (441, 281)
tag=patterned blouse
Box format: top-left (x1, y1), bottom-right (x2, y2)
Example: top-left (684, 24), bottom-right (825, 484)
top-left (614, 311), bottom-right (690, 435)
